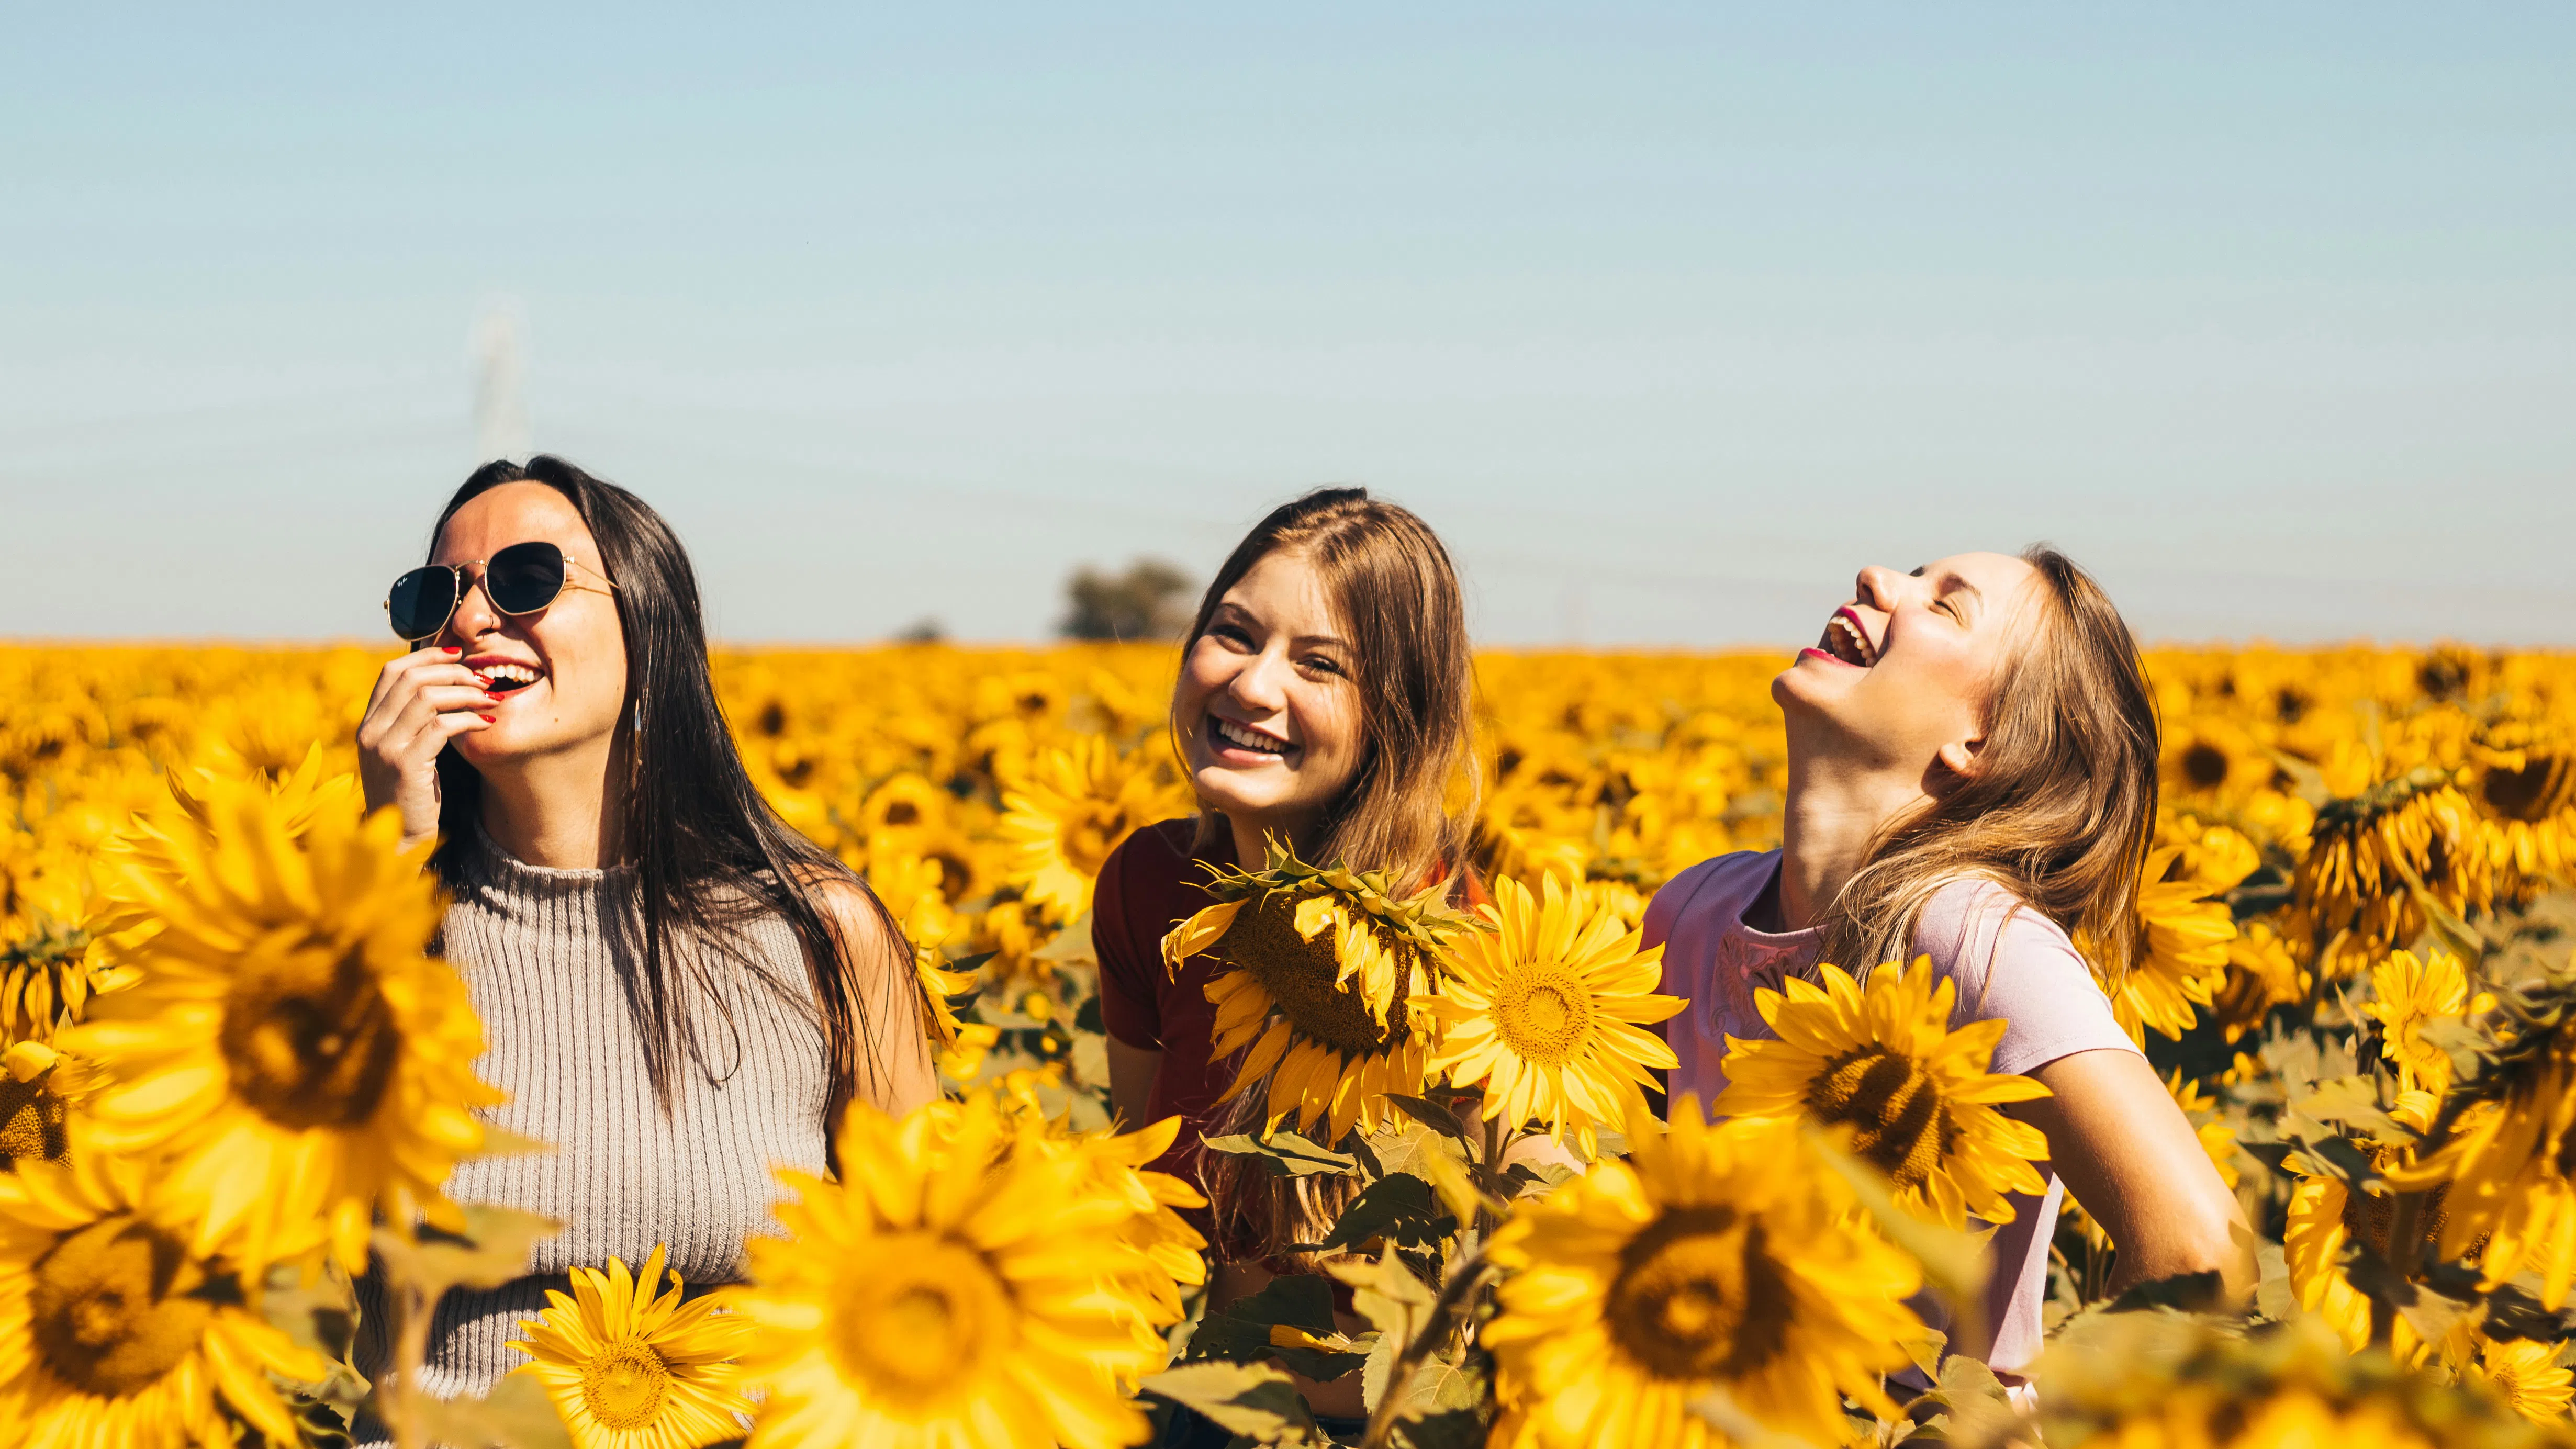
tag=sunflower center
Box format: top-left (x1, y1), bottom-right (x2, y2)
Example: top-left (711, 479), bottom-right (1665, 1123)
top-left (220, 941), bottom-right (402, 1131)
top-left (1806, 1049), bottom-right (1952, 1191)
top-left (2483, 755), bottom-right (2573, 824)
top-left (1604, 1205), bottom-right (1788, 1381)
top-left (579, 1341), bottom-right (671, 1429)
top-left (2181, 742), bottom-right (2231, 791)
top-left (0, 1073), bottom-right (69, 1165)
top-left (30, 1214), bottom-right (227, 1397)
top-left (1061, 801), bottom-right (1141, 879)
top-left (831, 1237), bottom-right (1014, 1407)
top-left (1494, 966), bottom-right (1594, 1067)
top-left (1226, 892), bottom-right (1410, 1059)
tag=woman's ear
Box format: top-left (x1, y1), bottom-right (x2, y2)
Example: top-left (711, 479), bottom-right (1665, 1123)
top-left (1929, 734), bottom-right (1986, 795)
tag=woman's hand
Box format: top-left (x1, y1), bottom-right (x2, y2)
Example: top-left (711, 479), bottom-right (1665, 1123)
top-left (357, 646), bottom-right (494, 851)
top-left (2014, 1048), bottom-right (2254, 1304)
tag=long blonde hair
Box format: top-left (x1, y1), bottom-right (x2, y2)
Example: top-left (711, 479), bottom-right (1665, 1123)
top-left (1812, 546), bottom-right (2160, 983)
top-left (1179, 488), bottom-right (1480, 1264)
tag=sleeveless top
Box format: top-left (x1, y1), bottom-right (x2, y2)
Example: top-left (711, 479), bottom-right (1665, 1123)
top-left (1644, 849), bottom-right (2140, 1376)
top-left (353, 826), bottom-right (831, 1434)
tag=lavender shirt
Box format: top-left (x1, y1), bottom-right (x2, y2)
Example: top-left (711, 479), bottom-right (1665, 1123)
top-left (1643, 850), bottom-right (2139, 1375)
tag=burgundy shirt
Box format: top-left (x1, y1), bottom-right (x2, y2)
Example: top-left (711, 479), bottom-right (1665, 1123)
top-left (1094, 819), bottom-right (1231, 1216)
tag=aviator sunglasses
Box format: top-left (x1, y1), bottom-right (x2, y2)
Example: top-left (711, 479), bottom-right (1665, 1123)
top-left (383, 541), bottom-right (617, 642)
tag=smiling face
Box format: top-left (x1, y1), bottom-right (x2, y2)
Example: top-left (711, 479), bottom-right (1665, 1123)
top-left (1773, 551), bottom-right (2046, 781)
top-left (1172, 547), bottom-right (1368, 851)
top-left (432, 482), bottom-right (629, 769)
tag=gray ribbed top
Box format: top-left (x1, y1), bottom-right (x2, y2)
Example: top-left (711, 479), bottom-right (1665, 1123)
top-left (354, 827), bottom-right (830, 1419)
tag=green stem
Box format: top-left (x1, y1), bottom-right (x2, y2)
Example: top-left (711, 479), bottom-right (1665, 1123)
top-left (1355, 1256), bottom-right (1496, 1449)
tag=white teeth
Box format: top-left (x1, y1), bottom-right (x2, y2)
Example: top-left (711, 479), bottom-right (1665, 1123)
top-left (477, 662), bottom-right (542, 687)
top-left (1822, 616), bottom-right (1876, 667)
top-left (1213, 717), bottom-right (1289, 755)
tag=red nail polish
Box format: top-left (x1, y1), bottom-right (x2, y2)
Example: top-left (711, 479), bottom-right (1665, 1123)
top-left (445, 646), bottom-right (463, 655)
top-left (485, 690), bottom-right (503, 701)
top-left (478, 713), bottom-right (497, 723)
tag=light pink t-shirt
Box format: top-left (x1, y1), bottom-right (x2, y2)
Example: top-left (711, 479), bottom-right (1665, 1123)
top-left (1642, 849), bottom-right (2140, 1376)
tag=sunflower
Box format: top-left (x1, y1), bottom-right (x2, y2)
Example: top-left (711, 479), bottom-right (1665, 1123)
top-left (722, 1091), bottom-right (1177, 1449)
top-left (1164, 842), bottom-right (1470, 1142)
top-left (996, 736), bottom-right (1187, 922)
top-left (2095, 844), bottom-right (2240, 1044)
top-left (509, 1243), bottom-right (752, 1449)
top-left (2209, 919), bottom-right (2306, 1043)
top-left (61, 783), bottom-right (501, 1274)
top-left (2293, 742), bottom-right (2494, 979)
top-left (0, 1145), bottom-right (330, 1449)
top-left (2389, 1038), bottom-right (2576, 1309)
top-left (2369, 949), bottom-right (2490, 1095)
top-left (2462, 1335), bottom-right (2575, 1426)
top-left (1419, 873), bottom-right (1683, 1155)
top-left (1712, 956), bottom-right (2052, 1230)
top-left (0, 869), bottom-right (138, 1044)
top-left (2473, 726), bottom-right (2576, 885)
top-left (0, 1040), bottom-right (101, 1170)
top-left (2283, 1090), bottom-right (2485, 1355)
top-left (1483, 1105), bottom-right (1923, 1448)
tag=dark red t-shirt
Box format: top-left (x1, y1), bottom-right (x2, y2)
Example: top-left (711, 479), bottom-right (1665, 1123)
top-left (1094, 819), bottom-right (1233, 1205)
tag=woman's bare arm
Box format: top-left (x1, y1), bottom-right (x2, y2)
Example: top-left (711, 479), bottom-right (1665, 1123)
top-left (2013, 1047), bottom-right (2252, 1300)
top-left (1105, 1036), bottom-right (1163, 1133)
top-left (820, 883), bottom-right (940, 1119)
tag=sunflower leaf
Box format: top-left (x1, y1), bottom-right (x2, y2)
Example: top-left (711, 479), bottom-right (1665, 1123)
top-left (1140, 1361), bottom-right (1329, 1445)
top-left (1304, 1172), bottom-right (1457, 1253)
top-left (1203, 1130), bottom-right (1360, 1177)
top-left (1386, 1093), bottom-right (1472, 1143)
top-left (1190, 1276), bottom-right (1368, 1379)
top-left (410, 1372), bottom-right (574, 1449)
top-left (371, 1205), bottom-right (563, 1302)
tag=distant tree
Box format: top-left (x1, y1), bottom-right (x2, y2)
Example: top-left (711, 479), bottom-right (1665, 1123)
top-left (1059, 558), bottom-right (1196, 641)
top-left (892, 616), bottom-right (947, 644)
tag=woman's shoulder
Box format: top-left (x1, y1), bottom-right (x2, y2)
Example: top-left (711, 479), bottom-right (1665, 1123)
top-left (1913, 876), bottom-right (2135, 1070)
top-left (1097, 817), bottom-right (1202, 901)
top-left (1643, 848), bottom-right (1781, 947)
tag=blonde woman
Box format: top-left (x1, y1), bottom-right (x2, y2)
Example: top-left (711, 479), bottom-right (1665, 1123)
top-left (1092, 487), bottom-right (1483, 1431)
top-left (1646, 548), bottom-right (2249, 1386)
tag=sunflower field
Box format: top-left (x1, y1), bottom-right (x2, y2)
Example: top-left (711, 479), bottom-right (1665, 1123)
top-left (4, 639), bottom-right (2576, 1448)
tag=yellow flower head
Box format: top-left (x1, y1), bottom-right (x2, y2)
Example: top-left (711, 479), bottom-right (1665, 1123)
top-left (1164, 841), bottom-right (1470, 1143)
top-left (2463, 1334), bottom-right (2576, 1426)
top-left (1714, 956), bottom-right (2053, 1229)
top-left (2283, 1090), bottom-right (2466, 1358)
top-left (2369, 949), bottom-right (2489, 1095)
top-left (510, 1243), bottom-right (753, 1449)
top-left (722, 1089), bottom-right (1185, 1449)
top-left (0, 1145), bottom-right (330, 1449)
top-left (1484, 1105), bottom-right (1923, 1448)
top-left (1420, 872), bottom-right (1683, 1156)
top-left (996, 736), bottom-right (1186, 922)
top-left (62, 782), bottom-right (501, 1274)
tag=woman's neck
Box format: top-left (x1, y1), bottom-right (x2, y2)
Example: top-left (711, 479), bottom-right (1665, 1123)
top-left (1773, 750), bottom-right (1928, 932)
top-left (1224, 808), bottom-right (1313, 871)
top-left (477, 740), bottom-right (629, 870)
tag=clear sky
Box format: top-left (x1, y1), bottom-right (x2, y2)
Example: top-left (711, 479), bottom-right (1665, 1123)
top-left (5, 4), bottom-right (2570, 646)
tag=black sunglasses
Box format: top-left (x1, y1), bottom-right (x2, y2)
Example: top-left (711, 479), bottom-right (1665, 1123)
top-left (384, 541), bottom-right (615, 642)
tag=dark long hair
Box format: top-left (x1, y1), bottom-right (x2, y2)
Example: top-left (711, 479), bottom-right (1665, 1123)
top-left (425, 456), bottom-right (914, 1126)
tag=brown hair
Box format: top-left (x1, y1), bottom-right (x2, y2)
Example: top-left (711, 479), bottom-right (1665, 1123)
top-left (1178, 487), bottom-right (1479, 894)
top-left (1812, 546), bottom-right (2160, 985)
top-left (1180, 487), bottom-right (1479, 1267)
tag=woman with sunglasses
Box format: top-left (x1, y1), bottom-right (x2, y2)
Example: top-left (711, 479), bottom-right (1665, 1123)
top-left (351, 456), bottom-right (936, 1431)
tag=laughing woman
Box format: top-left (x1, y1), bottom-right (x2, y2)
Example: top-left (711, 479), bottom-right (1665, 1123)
top-left (349, 457), bottom-right (936, 1434)
top-left (1644, 548), bottom-right (2250, 1386)
top-left (1092, 487), bottom-right (1481, 1428)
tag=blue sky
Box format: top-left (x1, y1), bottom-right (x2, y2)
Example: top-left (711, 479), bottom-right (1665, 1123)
top-left (5, 4), bottom-right (2570, 645)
